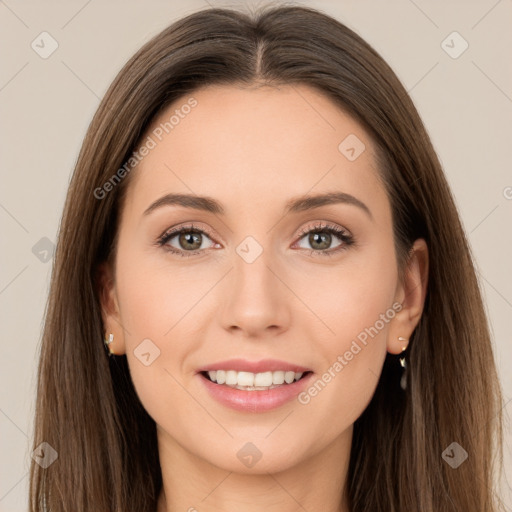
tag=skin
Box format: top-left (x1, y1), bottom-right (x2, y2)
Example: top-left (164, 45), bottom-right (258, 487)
top-left (99, 83), bottom-right (428, 512)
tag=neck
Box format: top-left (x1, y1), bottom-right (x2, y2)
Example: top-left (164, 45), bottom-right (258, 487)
top-left (156, 425), bottom-right (352, 512)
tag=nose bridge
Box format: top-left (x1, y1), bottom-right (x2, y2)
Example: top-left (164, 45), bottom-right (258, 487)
top-left (232, 234), bottom-right (278, 304)
top-left (221, 233), bottom-right (289, 335)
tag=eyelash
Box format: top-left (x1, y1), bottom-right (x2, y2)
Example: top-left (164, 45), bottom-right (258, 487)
top-left (156, 222), bottom-right (355, 258)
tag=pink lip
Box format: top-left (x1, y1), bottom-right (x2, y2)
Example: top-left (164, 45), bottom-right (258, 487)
top-left (197, 360), bottom-right (314, 413)
top-left (199, 374), bottom-right (314, 412)
top-left (197, 358), bottom-right (311, 374)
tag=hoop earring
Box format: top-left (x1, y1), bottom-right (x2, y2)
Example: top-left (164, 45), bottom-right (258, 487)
top-left (104, 333), bottom-right (115, 356)
top-left (398, 336), bottom-right (408, 390)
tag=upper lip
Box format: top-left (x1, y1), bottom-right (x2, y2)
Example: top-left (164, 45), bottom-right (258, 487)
top-left (197, 358), bottom-right (312, 374)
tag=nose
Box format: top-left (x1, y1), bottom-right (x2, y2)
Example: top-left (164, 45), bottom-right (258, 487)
top-left (219, 248), bottom-right (291, 339)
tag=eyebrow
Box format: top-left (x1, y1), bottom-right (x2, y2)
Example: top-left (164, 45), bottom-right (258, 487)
top-left (143, 191), bottom-right (373, 220)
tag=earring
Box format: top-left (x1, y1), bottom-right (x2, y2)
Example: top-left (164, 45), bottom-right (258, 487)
top-left (398, 336), bottom-right (408, 390)
top-left (104, 333), bottom-right (115, 356)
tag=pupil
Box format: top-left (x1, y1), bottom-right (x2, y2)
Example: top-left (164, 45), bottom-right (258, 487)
top-left (310, 232), bottom-right (330, 250)
top-left (181, 232), bottom-right (201, 250)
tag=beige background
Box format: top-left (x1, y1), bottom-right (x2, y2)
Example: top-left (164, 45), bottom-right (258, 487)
top-left (1, 0), bottom-right (511, 510)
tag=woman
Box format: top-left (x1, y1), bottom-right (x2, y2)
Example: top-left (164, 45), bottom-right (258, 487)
top-left (29, 4), bottom-right (505, 511)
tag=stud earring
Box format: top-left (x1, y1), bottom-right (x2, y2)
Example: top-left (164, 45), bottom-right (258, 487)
top-left (104, 333), bottom-right (115, 356)
top-left (398, 336), bottom-right (408, 390)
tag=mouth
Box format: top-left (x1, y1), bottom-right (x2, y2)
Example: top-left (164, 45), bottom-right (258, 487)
top-left (197, 364), bottom-right (315, 412)
top-left (199, 369), bottom-right (313, 391)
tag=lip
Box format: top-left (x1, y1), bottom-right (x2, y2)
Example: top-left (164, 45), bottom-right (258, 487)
top-left (197, 363), bottom-right (314, 413)
top-left (197, 358), bottom-right (311, 374)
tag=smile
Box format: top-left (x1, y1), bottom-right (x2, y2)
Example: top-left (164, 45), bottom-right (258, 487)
top-left (202, 370), bottom-right (308, 390)
top-left (197, 359), bottom-right (314, 412)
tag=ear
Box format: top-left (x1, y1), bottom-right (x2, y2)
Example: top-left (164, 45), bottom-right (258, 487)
top-left (387, 238), bottom-right (429, 354)
top-left (96, 261), bottom-right (126, 355)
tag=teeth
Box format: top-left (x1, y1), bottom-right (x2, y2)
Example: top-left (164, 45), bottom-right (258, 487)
top-left (254, 371), bottom-right (272, 387)
top-left (206, 370), bottom-right (305, 387)
top-left (284, 371), bottom-right (295, 384)
top-left (237, 371), bottom-right (254, 386)
top-left (225, 370), bottom-right (237, 385)
top-left (273, 371), bottom-right (285, 385)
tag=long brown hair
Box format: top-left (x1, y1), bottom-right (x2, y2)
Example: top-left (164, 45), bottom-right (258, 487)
top-left (29, 4), bottom-right (505, 511)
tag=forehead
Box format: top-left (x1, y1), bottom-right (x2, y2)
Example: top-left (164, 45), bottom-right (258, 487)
top-left (123, 83), bottom-right (387, 220)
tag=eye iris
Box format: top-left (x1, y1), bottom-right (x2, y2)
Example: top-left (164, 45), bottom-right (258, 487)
top-left (179, 231), bottom-right (202, 250)
top-left (309, 231), bottom-right (331, 250)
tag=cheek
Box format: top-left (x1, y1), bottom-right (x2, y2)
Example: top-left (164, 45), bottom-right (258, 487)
top-left (115, 272), bottom-right (194, 434)
top-left (294, 240), bottom-right (397, 422)
top-left (115, 234), bottom-right (211, 340)
top-left (294, 235), bottom-right (398, 345)
top-left (295, 303), bottom-right (391, 447)
top-left (113, 246), bottom-right (197, 424)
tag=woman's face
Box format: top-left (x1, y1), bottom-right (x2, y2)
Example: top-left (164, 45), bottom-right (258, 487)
top-left (102, 83), bottom-right (424, 474)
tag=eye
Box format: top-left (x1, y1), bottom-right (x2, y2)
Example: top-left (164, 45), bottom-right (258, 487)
top-left (157, 223), bottom-right (217, 256)
top-left (156, 221), bottom-right (355, 258)
top-left (294, 222), bottom-right (354, 257)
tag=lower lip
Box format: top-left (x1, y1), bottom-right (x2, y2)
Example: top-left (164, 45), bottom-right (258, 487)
top-left (198, 372), bottom-right (314, 412)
